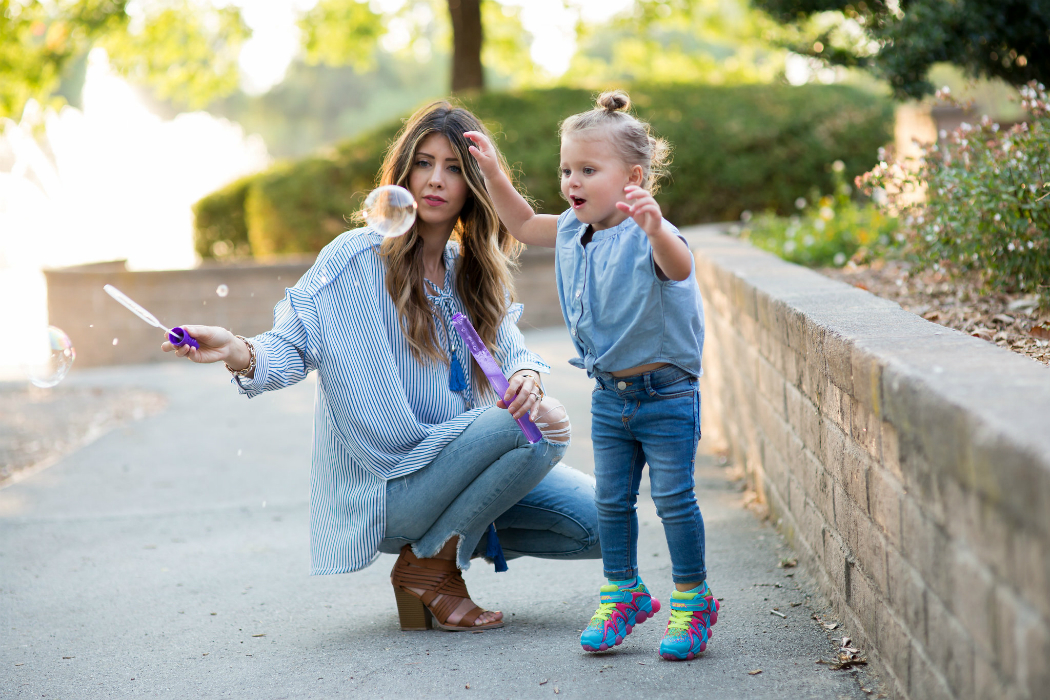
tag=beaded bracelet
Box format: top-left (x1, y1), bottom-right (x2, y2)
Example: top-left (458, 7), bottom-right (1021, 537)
top-left (224, 335), bottom-right (256, 378)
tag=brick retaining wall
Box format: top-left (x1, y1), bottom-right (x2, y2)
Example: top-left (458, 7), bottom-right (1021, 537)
top-left (45, 247), bottom-right (561, 368)
top-left (688, 227), bottom-right (1050, 700)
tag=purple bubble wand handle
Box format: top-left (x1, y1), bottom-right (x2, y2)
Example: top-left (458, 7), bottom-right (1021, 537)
top-left (450, 313), bottom-right (542, 444)
top-left (168, 327), bottom-right (200, 350)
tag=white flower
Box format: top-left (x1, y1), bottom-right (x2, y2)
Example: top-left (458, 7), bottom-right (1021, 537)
top-left (783, 240), bottom-right (797, 254)
top-left (832, 160), bottom-right (845, 172)
top-left (740, 210), bottom-right (752, 222)
top-left (1008, 242), bottom-right (1015, 251)
top-left (813, 219), bottom-right (826, 232)
top-left (833, 252), bottom-right (846, 266)
top-left (994, 213), bottom-right (1001, 221)
top-left (819, 206), bottom-right (835, 221)
top-left (795, 197), bottom-right (807, 210)
top-left (803, 234), bottom-right (816, 245)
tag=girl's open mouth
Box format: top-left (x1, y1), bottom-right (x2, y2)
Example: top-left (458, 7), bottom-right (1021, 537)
top-left (570, 196), bottom-right (586, 208)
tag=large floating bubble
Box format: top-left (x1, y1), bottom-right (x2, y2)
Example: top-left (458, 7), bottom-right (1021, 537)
top-left (22, 326), bottom-right (76, 388)
top-left (363, 185), bottom-right (417, 238)
top-left (216, 284), bottom-right (229, 297)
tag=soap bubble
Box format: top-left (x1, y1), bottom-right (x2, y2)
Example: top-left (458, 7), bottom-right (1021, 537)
top-left (363, 185), bottom-right (417, 238)
top-left (22, 326), bottom-right (76, 388)
top-left (216, 284), bottom-right (229, 297)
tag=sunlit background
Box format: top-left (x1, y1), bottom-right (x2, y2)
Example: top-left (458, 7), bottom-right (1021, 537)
top-left (0, 0), bottom-right (1018, 379)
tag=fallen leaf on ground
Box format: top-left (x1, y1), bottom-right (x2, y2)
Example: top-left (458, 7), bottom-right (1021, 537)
top-left (778, 557), bottom-right (797, 568)
top-left (465, 683), bottom-right (470, 689)
top-left (252, 634), bottom-right (265, 637)
top-left (823, 622), bottom-right (838, 630)
top-left (748, 669), bottom-right (763, 675)
top-left (539, 679), bottom-right (548, 685)
top-left (1031, 323), bottom-right (1050, 340)
top-left (770, 609), bottom-right (787, 618)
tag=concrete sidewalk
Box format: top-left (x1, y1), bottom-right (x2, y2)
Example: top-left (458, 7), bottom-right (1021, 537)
top-left (1, 328), bottom-right (877, 699)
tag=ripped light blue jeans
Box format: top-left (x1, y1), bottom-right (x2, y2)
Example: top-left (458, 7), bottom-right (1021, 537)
top-left (378, 405), bottom-right (601, 570)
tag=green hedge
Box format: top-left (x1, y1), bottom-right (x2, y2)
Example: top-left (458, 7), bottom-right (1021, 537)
top-left (194, 83), bottom-right (893, 258)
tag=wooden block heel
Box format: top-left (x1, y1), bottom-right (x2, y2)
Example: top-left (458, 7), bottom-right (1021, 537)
top-left (394, 586), bottom-right (432, 630)
top-left (390, 544), bottom-right (504, 632)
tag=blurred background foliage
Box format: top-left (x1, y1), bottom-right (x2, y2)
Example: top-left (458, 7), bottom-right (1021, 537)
top-left (0, 0), bottom-right (249, 117)
top-left (5, 0), bottom-right (1046, 273)
top-left (193, 83), bottom-right (892, 258)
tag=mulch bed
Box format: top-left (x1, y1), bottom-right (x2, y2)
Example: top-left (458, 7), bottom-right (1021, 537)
top-left (820, 260), bottom-right (1050, 368)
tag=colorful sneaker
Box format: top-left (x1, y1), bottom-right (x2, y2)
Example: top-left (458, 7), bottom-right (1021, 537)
top-left (659, 582), bottom-right (719, 661)
top-left (580, 579), bottom-right (661, 652)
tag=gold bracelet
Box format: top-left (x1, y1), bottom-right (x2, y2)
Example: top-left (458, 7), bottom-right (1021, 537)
top-left (224, 335), bottom-right (255, 378)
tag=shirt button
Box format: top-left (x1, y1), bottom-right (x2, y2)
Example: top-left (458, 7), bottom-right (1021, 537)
top-left (617, 381), bottom-right (627, 390)
top-left (571, 328), bottom-right (577, 336)
top-left (575, 291), bottom-right (581, 298)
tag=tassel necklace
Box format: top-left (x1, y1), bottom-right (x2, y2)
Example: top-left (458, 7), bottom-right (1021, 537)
top-left (425, 278), bottom-right (468, 394)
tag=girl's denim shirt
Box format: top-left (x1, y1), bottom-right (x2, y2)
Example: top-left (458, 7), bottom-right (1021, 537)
top-left (554, 208), bottom-right (705, 378)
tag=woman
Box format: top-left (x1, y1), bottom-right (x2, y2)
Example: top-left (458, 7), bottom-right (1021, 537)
top-left (163, 101), bottom-right (600, 631)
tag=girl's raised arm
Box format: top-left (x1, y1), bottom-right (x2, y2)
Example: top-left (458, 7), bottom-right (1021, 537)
top-left (464, 131), bottom-right (558, 248)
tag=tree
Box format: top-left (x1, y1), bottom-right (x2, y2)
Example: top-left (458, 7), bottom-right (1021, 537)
top-left (0, 0), bottom-right (249, 120)
top-left (299, 0), bottom-right (513, 94)
top-left (752, 0), bottom-right (1050, 99)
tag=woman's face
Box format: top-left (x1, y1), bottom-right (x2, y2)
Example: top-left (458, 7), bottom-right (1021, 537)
top-left (407, 133), bottom-right (470, 234)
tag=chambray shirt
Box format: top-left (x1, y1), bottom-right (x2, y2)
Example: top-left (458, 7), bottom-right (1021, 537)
top-left (235, 228), bottom-right (549, 575)
top-left (554, 208), bottom-right (704, 377)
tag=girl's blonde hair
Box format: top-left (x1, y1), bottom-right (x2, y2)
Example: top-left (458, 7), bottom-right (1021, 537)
top-left (374, 101), bottom-right (522, 398)
top-left (559, 90), bottom-right (671, 194)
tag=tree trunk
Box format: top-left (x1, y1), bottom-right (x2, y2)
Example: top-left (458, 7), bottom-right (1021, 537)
top-left (448, 0), bottom-right (484, 92)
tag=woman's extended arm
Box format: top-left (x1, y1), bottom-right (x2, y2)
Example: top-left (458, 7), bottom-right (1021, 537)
top-left (464, 131), bottom-right (559, 248)
top-left (162, 292), bottom-right (315, 394)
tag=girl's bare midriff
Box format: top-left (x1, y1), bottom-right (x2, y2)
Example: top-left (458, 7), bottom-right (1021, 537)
top-left (610, 361), bottom-right (669, 377)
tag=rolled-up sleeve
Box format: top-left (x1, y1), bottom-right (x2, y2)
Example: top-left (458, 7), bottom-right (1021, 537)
top-left (235, 291), bottom-right (316, 398)
top-left (495, 301), bottom-right (550, 379)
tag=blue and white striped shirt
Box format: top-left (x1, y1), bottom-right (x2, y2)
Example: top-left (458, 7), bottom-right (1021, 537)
top-left (236, 228), bottom-right (550, 574)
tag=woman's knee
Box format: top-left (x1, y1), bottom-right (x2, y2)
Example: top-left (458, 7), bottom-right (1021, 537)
top-left (533, 396), bottom-right (571, 445)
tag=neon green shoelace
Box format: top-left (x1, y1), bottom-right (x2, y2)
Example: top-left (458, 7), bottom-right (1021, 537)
top-left (590, 600), bottom-right (619, 623)
top-left (667, 607), bottom-right (696, 632)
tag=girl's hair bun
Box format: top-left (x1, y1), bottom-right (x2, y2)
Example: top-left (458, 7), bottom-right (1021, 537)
top-left (596, 90), bottom-right (630, 113)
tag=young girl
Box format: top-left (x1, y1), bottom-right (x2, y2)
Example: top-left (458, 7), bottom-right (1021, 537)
top-left (465, 90), bottom-right (717, 660)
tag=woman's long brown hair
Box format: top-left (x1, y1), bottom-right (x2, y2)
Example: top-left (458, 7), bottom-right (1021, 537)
top-left (374, 101), bottom-right (522, 399)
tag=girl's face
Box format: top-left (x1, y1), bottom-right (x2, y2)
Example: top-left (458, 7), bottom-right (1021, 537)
top-left (408, 132), bottom-right (470, 235)
top-left (560, 134), bottom-right (643, 231)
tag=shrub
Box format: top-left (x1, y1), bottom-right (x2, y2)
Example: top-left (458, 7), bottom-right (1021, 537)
top-left (195, 83), bottom-right (893, 257)
top-left (859, 82), bottom-right (1050, 304)
top-left (735, 162), bottom-right (898, 268)
top-left (191, 175), bottom-right (254, 259)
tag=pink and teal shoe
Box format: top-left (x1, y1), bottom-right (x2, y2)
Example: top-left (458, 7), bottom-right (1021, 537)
top-left (580, 579), bottom-right (661, 652)
top-left (659, 582), bottom-right (719, 661)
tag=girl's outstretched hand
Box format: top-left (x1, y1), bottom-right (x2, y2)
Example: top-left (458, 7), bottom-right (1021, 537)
top-left (161, 325), bottom-right (237, 365)
top-left (617, 185), bottom-right (664, 237)
top-left (463, 131), bottom-right (502, 181)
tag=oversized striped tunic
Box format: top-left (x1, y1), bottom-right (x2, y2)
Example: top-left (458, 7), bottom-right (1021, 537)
top-left (236, 228), bottom-right (550, 574)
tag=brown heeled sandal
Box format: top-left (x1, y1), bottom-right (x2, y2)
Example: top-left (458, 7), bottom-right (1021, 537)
top-left (390, 545), bottom-right (504, 632)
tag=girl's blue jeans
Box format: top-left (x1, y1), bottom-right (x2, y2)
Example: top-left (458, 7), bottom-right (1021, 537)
top-left (590, 364), bottom-right (707, 584)
top-left (378, 405), bottom-right (601, 570)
